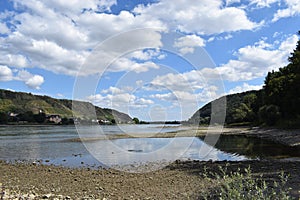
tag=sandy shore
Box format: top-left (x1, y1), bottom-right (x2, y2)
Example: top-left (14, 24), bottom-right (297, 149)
top-left (67, 126), bottom-right (300, 147)
top-left (1, 160), bottom-right (299, 199)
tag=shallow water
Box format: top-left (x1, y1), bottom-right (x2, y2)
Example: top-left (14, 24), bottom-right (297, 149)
top-left (0, 125), bottom-right (299, 168)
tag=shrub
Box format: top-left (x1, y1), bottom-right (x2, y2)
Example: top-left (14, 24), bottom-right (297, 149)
top-left (201, 165), bottom-right (293, 200)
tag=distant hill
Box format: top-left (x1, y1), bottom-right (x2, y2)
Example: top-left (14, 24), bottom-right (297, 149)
top-left (0, 89), bottom-right (132, 123)
top-left (188, 90), bottom-right (264, 126)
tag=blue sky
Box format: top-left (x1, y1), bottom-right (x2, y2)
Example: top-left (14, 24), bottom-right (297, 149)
top-left (0, 0), bottom-right (299, 121)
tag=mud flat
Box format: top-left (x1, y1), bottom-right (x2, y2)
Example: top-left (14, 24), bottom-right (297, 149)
top-left (1, 160), bottom-right (299, 199)
top-left (67, 127), bottom-right (300, 147)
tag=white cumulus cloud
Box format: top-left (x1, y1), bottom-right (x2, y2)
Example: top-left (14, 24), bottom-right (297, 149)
top-left (201, 35), bottom-right (299, 81)
top-left (174, 34), bottom-right (205, 55)
top-left (0, 65), bottom-right (13, 81)
top-left (133, 0), bottom-right (261, 34)
top-left (273, 0), bottom-right (300, 21)
top-left (15, 70), bottom-right (44, 89)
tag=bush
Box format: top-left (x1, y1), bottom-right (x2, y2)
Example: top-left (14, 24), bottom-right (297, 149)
top-left (201, 166), bottom-right (293, 200)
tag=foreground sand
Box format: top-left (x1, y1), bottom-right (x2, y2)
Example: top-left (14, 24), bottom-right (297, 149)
top-left (1, 160), bottom-right (299, 199)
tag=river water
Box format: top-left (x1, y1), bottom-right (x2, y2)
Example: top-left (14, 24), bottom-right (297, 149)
top-left (0, 125), bottom-right (299, 168)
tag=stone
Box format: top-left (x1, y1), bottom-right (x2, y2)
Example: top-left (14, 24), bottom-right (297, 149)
top-left (42, 193), bottom-right (52, 199)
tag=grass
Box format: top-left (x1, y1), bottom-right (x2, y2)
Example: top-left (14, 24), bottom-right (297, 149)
top-left (201, 165), bottom-right (294, 200)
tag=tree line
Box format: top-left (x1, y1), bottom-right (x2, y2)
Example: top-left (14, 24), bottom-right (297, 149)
top-left (229, 31), bottom-right (300, 127)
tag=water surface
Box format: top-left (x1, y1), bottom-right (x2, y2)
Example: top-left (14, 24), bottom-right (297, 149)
top-left (0, 125), bottom-right (299, 168)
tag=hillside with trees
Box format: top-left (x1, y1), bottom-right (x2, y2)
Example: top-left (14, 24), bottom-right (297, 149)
top-left (188, 90), bottom-right (264, 126)
top-left (189, 31), bottom-right (300, 128)
top-left (0, 89), bottom-right (132, 124)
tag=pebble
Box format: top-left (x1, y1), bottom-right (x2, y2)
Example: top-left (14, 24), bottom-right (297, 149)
top-left (28, 194), bottom-right (36, 199)
top-left (42, 193), bottom-right (52, 199)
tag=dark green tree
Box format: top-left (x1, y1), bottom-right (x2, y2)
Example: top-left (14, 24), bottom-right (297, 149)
top-left (264, 31), bottom-right (300, 119)
top-left (0, 112), bottom-right (8, 124)
top-left (17, 111), bottom-right (35, 122)
top-left (34, 112), bottom-right (46, 123)
top-left (258, 105), bottom-right (281, 126)
top-left (132, 117), bottom-right (140, 124)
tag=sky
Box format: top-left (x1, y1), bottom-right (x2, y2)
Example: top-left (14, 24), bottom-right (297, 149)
top-left (0, 0), bottom-right (299, 121)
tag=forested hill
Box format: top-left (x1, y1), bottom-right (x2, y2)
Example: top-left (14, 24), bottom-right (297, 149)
top-left (189, 31), bottom-right (300, 127)
top-left (0, 89), bottom-right (132, 124)
top-left (188, 90), bottom-right (264, 125)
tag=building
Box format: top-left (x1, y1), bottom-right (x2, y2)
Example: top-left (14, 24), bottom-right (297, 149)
top-left (47, 114), bottom-right (62, 124)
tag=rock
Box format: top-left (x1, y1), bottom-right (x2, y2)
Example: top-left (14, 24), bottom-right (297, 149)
top-left (42, 193), bottom-right (52, 199)
top-left (65, 196), bottom-right (71, 199)
top-left (28, 194), bottom-right (36, 199)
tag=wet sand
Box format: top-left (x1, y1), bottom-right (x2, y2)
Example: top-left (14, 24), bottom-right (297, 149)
top-left (67, 127), bottom-right (300, 147)
top-left (1, 160), bottom-right (299, 199)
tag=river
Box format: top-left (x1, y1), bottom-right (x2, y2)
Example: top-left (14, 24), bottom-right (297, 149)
top-left (0, 125), bottom-right (299, 168)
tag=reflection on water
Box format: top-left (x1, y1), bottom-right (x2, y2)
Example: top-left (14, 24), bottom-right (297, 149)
top-left (0, 125), bottom-right (299, 168)
top-left (203, 135), bottom-right (300, 159)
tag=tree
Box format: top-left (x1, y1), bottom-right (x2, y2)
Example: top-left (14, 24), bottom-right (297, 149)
top-left (0, 112), bottom-right (8, 124)
top-left (17, 111), bottom-right (35, 122)
top-left (264, 31), bottom-right (300, 119)
top-left (34, 112), bottom-right (46, 123)
top-left (258, 105), bottom-right (280, 126)
top-left (132, 117), bottom-right (140, 124)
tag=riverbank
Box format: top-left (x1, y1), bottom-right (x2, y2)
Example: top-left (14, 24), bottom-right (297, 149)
top-left (66, 126), bottom-right (300, 147)
top-left (1, 160), bottom-right (299, 199)
top-left (2, 124), bottom-right (299, 147)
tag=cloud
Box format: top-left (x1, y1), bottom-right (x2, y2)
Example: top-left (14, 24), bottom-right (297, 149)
top-left (249, 0), bottom-right (279, 7)
top-left (201, 35), bottom-right (299, 81)
top-left (228, 83), bottom-right (263, 94)
top-left (0, 54), bottom-right (30, 68)
top-left (0, 0), bottom-right (263, 80)
top-left (87, 87), bottom-right (155, 113)
top-left (150, 93), bottom-right (177, 102)
top-left (25, 75), bottom-right (44, 89)
top-left (0, 23), bottom-right (10, 34)
top-left (150, 70), bottom-right (206, 92)
top-left (110, 58), bottom-right (160, 73)
top-left (135, 98), bottom-right (154, 106)
top-left (0, 65), bottom-right (13, 81)
top-left (0, 65), bottom-right (44, 89)
top-left (102, 86), bottom-right (125, 95)
top-left (16, 70), bottom-right (44, 89)
top-left (174, 34), bottom-right (205, 55)
top-left (129, 49), bottom-right (164, 61)
top-left (226, 0), bottom-right (241, 6)
top-left (272, 0), bottom-right (300, 21)
top-left (133, 0), bottom-right (261, 35)
top-left (0, 0), bottom-right (165, 77)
